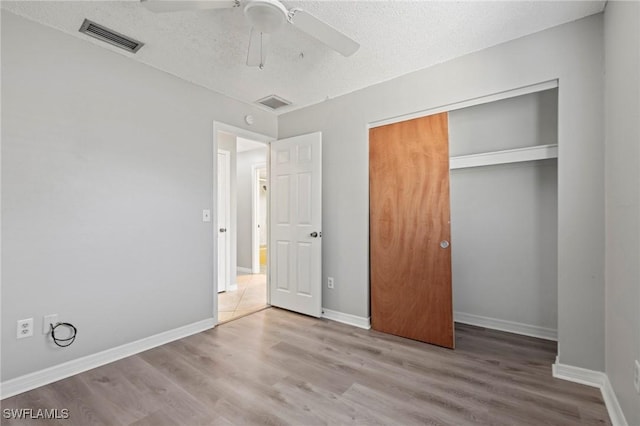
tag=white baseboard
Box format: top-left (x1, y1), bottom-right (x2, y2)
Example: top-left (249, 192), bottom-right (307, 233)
top-left (454, 311), bottom-right (557, 341)
top-left (0, 317), bottom-right (216, 400)
top-left (552, 360), bottom-right (606, 387)
top-left (321, 308), bottom-right (371, 330)
top-left (601, 375), bottom-right (628, 426)
top-left (237, 267), bottom-right (252, 274)
top-left (552, 360), bottom-right (628, 426)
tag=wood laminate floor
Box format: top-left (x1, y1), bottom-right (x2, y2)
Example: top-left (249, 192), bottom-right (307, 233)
top-left (1, 308), bottom-right (610, 426)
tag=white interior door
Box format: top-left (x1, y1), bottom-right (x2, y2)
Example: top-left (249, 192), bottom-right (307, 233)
top-left (269, 132), bottom-right (322, 317)
top-left (217, 150), bottom-right (230, 293)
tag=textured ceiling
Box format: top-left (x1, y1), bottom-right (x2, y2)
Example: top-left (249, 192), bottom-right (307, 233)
top-left (2, 1), bottom-right (605, 114)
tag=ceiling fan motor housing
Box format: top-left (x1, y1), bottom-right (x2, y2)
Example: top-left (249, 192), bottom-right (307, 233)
top-left (244, 0), bottom-right (288, 33)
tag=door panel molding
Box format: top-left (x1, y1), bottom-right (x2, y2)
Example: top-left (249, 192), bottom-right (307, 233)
top-left (270, 132), bottom-right (322, 318)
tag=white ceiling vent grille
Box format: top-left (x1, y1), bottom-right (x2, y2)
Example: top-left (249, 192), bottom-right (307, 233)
top-left (256, 95), bottom-right (291, 110)
top-left (79, 19), bottom-right (144, 53)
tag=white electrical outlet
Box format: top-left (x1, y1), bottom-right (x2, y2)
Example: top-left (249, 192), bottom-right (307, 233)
top-left (634, 360), bottom-right (640, 394)
top-left (17, 318), bottom-right (33, 339)
top-left (43, 314), bottom-right (58, 335)
top-left (327, 277), bottom-right (334, 289)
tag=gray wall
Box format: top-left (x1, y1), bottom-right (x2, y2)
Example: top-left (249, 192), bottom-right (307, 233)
top-left (451, 161), bottom-right (558, 330)
top-left (279, 15), bottom-right (604, 370)
top-left (236, 148), bottom-right (267, 269)
top-left (604, 1), bottom-right (640, 424)
top-left (449, 90), bottom-right (558, 156)
top-left (1, 12), bottom-right (276, 381)
top-left (450, 91), bottom-right (558, 332)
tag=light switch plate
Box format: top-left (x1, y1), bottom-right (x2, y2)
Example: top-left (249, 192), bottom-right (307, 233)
top-left (202, 209), bottom-right (211, 222)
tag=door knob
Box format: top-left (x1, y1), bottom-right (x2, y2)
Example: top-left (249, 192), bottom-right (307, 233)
top-left (440, 240), bottom-right (450, 249)
top-left (219, 228), bottom-right (227, 233)
top-left (310, 232), bottom-right (319, 238)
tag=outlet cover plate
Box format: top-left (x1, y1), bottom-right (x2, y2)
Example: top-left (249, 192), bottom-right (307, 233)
top-left (17, 318), bottom-right (34, 339)
top-left (43, 314), bottom-right (58, 334)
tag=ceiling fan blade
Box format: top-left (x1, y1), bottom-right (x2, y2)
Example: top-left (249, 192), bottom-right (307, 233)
top-left (141, 0), bottom-right (238, 13)
top-left (289, 9), bottom-right (359, 57)
top-left (247, 27), bottom-right (270, 67)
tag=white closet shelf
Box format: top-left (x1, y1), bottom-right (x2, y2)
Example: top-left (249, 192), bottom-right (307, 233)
top-left (450, 144), bottom-right (558, 170)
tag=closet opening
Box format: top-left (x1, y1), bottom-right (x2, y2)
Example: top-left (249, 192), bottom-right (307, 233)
top-left (369, 84), bottom-right (558, 363)
top-left (449, 87), bottom-right (558, 360)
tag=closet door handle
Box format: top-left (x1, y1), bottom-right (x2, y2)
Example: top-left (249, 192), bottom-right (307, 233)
top-left (440, 240), bottom-right (450, 249)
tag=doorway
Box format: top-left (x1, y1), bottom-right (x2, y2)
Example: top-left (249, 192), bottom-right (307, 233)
top-left (213, 125), bottom-right (324, 323)
top-left (213, 123), bottom-right (272, 324)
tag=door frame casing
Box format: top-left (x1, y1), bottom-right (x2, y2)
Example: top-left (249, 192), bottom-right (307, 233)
top-left (212, 122), bottom-right (274, 324)
top-left (368, 80), bottom-right (557, 129)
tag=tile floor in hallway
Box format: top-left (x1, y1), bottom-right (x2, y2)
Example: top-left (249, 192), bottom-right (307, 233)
top-left (218, 273), bottom-right (267, 322)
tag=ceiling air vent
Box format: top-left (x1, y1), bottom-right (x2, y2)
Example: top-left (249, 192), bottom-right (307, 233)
top-left (79, 19), bottom-right (144, 53)
top-left (256, 95), bottom-right (291, 110)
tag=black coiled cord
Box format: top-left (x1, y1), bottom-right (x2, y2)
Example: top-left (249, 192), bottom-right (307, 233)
top-left (50, 322), bottom-right (77, 348)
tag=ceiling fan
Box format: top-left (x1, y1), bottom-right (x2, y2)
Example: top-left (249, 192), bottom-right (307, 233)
top-left (141, 0), bottom-right (360, 69)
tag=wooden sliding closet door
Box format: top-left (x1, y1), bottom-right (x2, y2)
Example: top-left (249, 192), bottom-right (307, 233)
top-left (369, 113), bottom-right (454, 348)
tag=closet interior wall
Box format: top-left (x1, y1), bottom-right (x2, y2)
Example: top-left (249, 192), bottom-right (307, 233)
top-left (449, 89), bottom-right (559, 337)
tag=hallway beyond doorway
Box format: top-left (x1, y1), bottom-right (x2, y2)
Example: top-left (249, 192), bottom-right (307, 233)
top-left (218, 272), bottom-right (267, 323)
